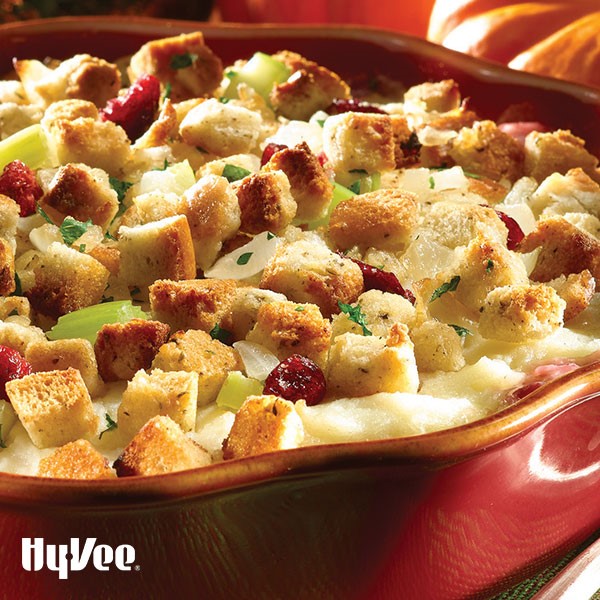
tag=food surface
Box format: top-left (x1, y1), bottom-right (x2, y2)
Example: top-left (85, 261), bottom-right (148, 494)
top-left (0, 32), bottom-right (599, 478)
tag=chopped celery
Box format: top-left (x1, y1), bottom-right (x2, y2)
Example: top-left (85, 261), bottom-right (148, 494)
top-left (216, 371), bottom-right (263, 412)
top-left (0, 124), bottom-right (56, 171)
top-left (137, 159), bottom-right (195, 196)
top-left (46, 300), bottom-right (148, 345)
top-left (308, 181), bottom-right (356, 229)
top-left (223, 52), bottom-right (291, 100)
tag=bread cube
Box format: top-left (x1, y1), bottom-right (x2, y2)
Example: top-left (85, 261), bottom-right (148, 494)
top-left (6, 368), bottom-right (99, 448)
top-left (403, 79), bottom-right (461, 113)
top-left (94, 318), bottom-right (170, 382)
top-left (547, 270), bottom-right (595, 322)
top-left (0, 238), bottom-right (14, 296)
top-left (0, 194), bottom-right (19, 252)
top-left (0, 321), bottom-right (45, 355)
top-left (41, 98), bottom-right (99, 125)
top-left (117, 368), bottom-right (198, 440)
top-left (222, 395), bottom-right (304, 460)
top-left (37, 439), bottom-right (115, 479)
top-left (0, 296), bottom-right (30, 320)
top-left (229, 286), bottom-right (287, 340)
top-left (410, 319), bottom-right (466, 372)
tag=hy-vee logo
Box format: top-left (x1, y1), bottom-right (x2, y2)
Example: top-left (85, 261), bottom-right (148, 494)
top-left (22, 537), bottom-right (137, 579)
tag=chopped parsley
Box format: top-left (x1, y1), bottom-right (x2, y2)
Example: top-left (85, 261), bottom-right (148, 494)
top-left (316, 119), bottom-right (325, 127)
top-left (99, 413), bottom-right (117, 439)
top-left (78, 244), bottom-right (86, 253)
top-left (430, 275), bottom-right (461, 302)
top-left (219, 97), bottom-right (231, 104)
top-left (266, 232), bottom-right (276, 240)
top-left (60, 216), bottom-right (93, 246)
top-left (349, 181), bottom-right (361, 194)
top-left (209, 323), bottom-right (233, 345)
top-left (338, 301), bottom-right (372, 336)
top-left (428, 175), bottom-right (435, 189)
top-left (486, 259), bottom-right (494, 273)
top-left (0, 424), bottom-right (6, 449)
top-left (153, 159), bottom-right (170, 171)
top-left (109, 176), bottom-right (133, 216)
top-left (170, 52), bottom-right (198, 70)
top-left (449, 324), bottom-right (472, 337)
top-left (36, 204), bottom-right (53, 224)
top-left (222, 164), bottom-right (251, 183)
top-left (162, 82), bottom-right (172, 101)
top-left (236, 252), bottom-right (253, 266)
top-left (295, 306), bottom-right (305, 312)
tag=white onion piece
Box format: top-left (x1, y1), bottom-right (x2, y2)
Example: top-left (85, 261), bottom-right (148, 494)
top-left (417, 126), bottom-right (457, 146)
top-left (29, 223), bottom-right (61, 252)
top-left (496, 203), bottom-right (537, 235)
top-left (204, 231), bottom-right (279, 280)
top-left (264, 120), bottom-right (323, 155)
top-left (233, 340), bottom-right (280, 381)
top-left (137, 159), bottom-right (195, 196)
top-left (395, 166), bottom-right (469, 196)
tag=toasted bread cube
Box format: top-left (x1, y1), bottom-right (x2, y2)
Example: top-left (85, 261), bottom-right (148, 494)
top-left (25, 338), bottom-right (104, 397)
top-left (547, 270), bottom-right (595, 322)
top-left (448, 120), bottom-right (524, 183)
top-left (260, 238), bottom-right (363, 317)
top-left (42, 98), bottom-right (99, 126)
top-left (229, 286), bottom-right (287, 340)
top-left (149, 278), bottom-right (236, 333)
top-left (326, 324), bottom-right (419, 398)
top-left (524, 130), bottom-right (600, 183)
top-left (246, 300), bottom-right (331, 368)
top-left (117, 368), bottom-right (198, 440)
top-left (179, 174), bottom-right (241, 271)
top-left (0, 103), bottom-right (43, 139)
top-left (263, 142), bottom-right (333, 222)
top-left (0, 194), bottom-right (19, 252)
top-left (322, 112), bottom-right (395, 175)
top-left (410, 320), bottom-right (466, 372)
top-left (118, 215), bottom-right (196, 290)
top-left (25, 242), bottom-right (110, 319)
top-left (152, 329), bottom-right (241, 406)
top-left (391, 115), bottom-right (421, 169)
top-left (180, 98), bottom-right (261, 156)
top-left (94, 318), bottom-right (170, 382)
top-left (0, 238), bottom-right (14, 296)
top-left (222, 395), bottom-right (304, 460)
top-left (133, 97), bottom-right (178, 150)
top-left (236, 170), bottom-right (296, 235)
top-left (0, 296), bottom-right (30, 320)
top-left (479, 283), bottom-right (565, 342)
top-left (6, 368), bottom-right (99, 449)
top-left (37, 439), bottom-right (115, 479)
top-left (88, 244), bottom-right (120, 275)
top-left (328, 188), bottom-right (418, 252)
top-left (113, 415), bottom-right (211, 477)
top-left (0, 321), bottom-right (45, 355)
top-left (128, 32), bottom-right (223, 102)
top-left (403, 79), bottom-right (461, 113)
top-left (39, 163), bottom-right (119, 231)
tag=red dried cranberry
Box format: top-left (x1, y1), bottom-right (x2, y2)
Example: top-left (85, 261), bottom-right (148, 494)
top-left (326, 98), bottom-right (388, 115)
top-left (100, 74), bottom-right (161, 141)
top-left (263, 354), bottom-right (326, 406)
top-left (0, 345), bottom-right (32, 401)
top-left (495, 209), bottom-right (525, 250)
top-left (0, 160), bottom-right (42, 217)
top-left (260, 142), bottom-right (288, 166)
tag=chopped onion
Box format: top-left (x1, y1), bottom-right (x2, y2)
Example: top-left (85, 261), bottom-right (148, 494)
top-left (233, 340), bottom-right (280, 381)
top-left (137, 159), bottom-right (195, 196)
top-left (417, 126), bottom-right (457, 146)
top-left (29, 223), bottom-right (61, 252)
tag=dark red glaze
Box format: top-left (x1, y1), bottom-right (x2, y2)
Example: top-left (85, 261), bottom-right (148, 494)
top-left (263, 354), bottom-right (326, 405)
top-left (0, 160), bottom-right (42, 217)
top-left (260, 142), bottom-right (288, 166)
top-left (495, 208), bottom-right (525, 250)
top-left (0, 344), bottom-right (32, 401)
top-left (348, 256), bottom-right (416, 304)
top-left (100, 73), bottom-right (161, 141)
top-left (326, 98), bottom-right (388, 115)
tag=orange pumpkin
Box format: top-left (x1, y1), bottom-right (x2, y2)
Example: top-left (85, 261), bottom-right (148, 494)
top-left (427, 1), bottom-right (600, 88)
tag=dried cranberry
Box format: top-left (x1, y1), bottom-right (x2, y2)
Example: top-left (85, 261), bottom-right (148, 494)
top-left (495, 209), bottom-right (525, 250)
top-left (260, 142), bottom-right (288, 166)
top-left (0, 345), bottom-right (32, 401)
top-left (0, 160), bottom-right (42, 217)
top-left (347, 256), bottom-right (416, 304)
top-left (263, 354), bottom-right (326, 406)
top-left (100, 74), bottom-right (161, 141)
top-left (326, 98), bottom-right (388, 115)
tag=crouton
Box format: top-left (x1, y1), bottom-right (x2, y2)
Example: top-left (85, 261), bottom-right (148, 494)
top-left (25, 242), bottom-right (110, 319)
top-left (113, 415), bottom-right (211, 477)
top-left (391, 116), bottom-right (421, 168)
top-left (26, 338), bottom-right (104, 397)
top-left (263, 141), bottom-right (333, 222)
top-left (331, 289), bottom-right (417, 339)
top-left (246, 300), bottom-right (331, 368)
top-left (517, 216), bottom-right (600, 287)
top-left (47, 117), bottom-right (131, 177)
top-left (0, 238), bottom-right (14, 296)
top-left (94, 318), bottom-right (170, 382)
top-left (149, 278), bottom-right (237, 333)
top-left (131, 191), bottom-right (180, 225)
top-left (326, 324), bottom-right (419, 397)
top-left (88, 244), bottom-right (120, 276)
top-left (180, 174), bottom-right (241, 271)
top-left (222, 395), bottom-right (304, 460)
top-left (37, 439), bottom-right (115, 479)
top-left (180, 98), bottom-right (262, 156)
top-left (41, 98), bottom-right (99, 126)
top-left (236, 170), bottom-right (297, 235)
top-left (322, 112), bottom-right (395, 175)
top-left (117, 368), bottom-right (198, 440)
top-left (229, 286), bottom-right (287, 340)
top-left (328, 188), bottom-right (418, 252)
top-left (410, 319), bottom-right (466, 372)
top-left (448, 120), bottom-right (524, 182)
top-left (117, 215), bottom-right (196, 291)
top-left (0, 194), bottom-right (19, 251)
top-left (133, 97), bottom-right (178, 150)
top-left (403, 79), bottom-right (461, 113)
top-left (0, 321), bottom-right (45, 354)
top-left (0, 296), bottom-right (30, 320)
top-left (39, 163), bottom-right (119, 231)
top-left (547, 270), bottom-right (596, 322)
top-left (422, 105), bottom-right (479, 134)
top-left (524, 130), bottom-right (600, 184)
top-left (128, 32), bottom-right (223, 102)
top-left (478, 283), bottom-right (566, 342)
top-left (269, 50), bottom-right (350, 121)
top-left (0, 103), bottom-right (43, 139)
top-left (152, 329), bottom-right (241, 406)
top-left (260, 238), bottom-right (363, 317)
top-left (6, 368), bottom-right (99, 449)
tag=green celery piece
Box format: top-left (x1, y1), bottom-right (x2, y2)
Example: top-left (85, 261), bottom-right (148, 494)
top-left (223, 52), bottom-right (291, 100)
top-left (216, 371), bottom-right (263, 412)
top-left (46, 300), bottom-right (148, 345)
top-left (308, 181), bottom-right (356, 229)
top-left (0, 124), bottom-right (55, 170)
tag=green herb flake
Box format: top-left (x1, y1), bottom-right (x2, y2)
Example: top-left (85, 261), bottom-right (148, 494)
top-left (295, 306), bottom-right (305, 312)
top-left (219, 97), bottom-right (231, 104)
top-left (60, 216), bottom-right (93, 246)
top-left (163, 82), bottom-right (172, 100)
top-left (36, 204), bottom-right (53, 224)
top-left (428, 175), bottom-right (435, 189)
top-left (78, 244), bottom-right (86, 253)
top-left (316, 119), bottom-right (325, 127)
top-left (209, 323), bottom-right (233, 345)
top-left (104, 231), bottom-right (117, 242)
top-left (99, 413), bottom-right (117, 440)
top-left (486, 259), bottom-right (494, 273)
top-left (225, 69), bottom-right (237, 80)
top-left (236, 252), bottom-right (253, 266)
top-left (222, 164), bottom-right (251, 183)
top-left (349, 181), bottom-right (361, 194)
top-left (338, 301), bottom-right (372, 336)
top-left (430, 275), bottom-right (461, 302)
top-left (449, 324), bottom-right (472, 337)
top-left (0, 424), bottom-right (6, 449)
top-left (266, 232), bottom-right (276, 240)
top-left (109, 176), bottom-right (133, 208)
top-left (170, 52), bottom-right (198, 70)
top-left (11, 273), bottom-right (21, 297)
